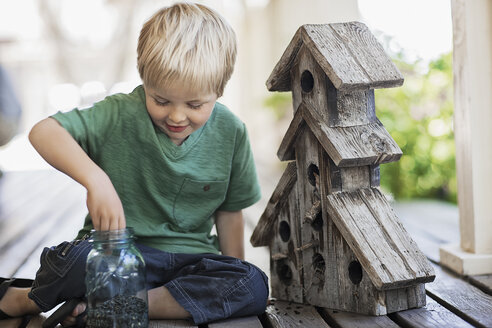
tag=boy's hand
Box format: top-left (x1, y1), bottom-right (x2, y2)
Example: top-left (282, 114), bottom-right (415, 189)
top-left (86, 172), bottom-right (126, 231)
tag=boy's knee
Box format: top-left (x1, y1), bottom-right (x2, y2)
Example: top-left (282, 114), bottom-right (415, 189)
top-left (246, 264), bottom-right (269, 314)
top-left (230, 262), bottom-right (269, 317)
top-left (29, 239), bottom-right (91, 311)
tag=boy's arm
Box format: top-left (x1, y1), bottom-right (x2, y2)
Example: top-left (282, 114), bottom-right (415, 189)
top-left (29, 117), bottom-right (125, 231)
top-left (215, 210), bottom-right (244, 260)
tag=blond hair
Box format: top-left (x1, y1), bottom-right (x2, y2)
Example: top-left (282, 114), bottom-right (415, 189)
top-left (137, 2), bottom-right (237, 97)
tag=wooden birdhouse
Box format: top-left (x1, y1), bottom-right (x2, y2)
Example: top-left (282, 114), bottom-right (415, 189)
top-left (251, 22), bottom-right (435, 315)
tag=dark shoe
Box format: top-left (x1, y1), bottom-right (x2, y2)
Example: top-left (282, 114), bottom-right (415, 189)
top-left (42, 298), bottom-right (86, 328)
top-left (0, 277), bottom-right (35, 328)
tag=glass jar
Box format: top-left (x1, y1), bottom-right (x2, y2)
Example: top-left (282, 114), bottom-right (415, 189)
top-left (85, 228), bottom-right (148, 328)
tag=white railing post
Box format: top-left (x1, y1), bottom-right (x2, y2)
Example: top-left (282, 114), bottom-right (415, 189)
top-left (440, 0), bottom-right (492, 275)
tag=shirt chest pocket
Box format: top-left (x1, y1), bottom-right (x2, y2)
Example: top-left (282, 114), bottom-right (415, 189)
top-left (172, 178), bottom-right (228, 231)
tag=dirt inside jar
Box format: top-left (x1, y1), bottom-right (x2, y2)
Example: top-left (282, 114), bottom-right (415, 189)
top-left (86, 295), bottom-right (148, 328)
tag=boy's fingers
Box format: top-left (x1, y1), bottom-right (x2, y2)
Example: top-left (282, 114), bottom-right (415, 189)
top-left (108, 216), bottom-right (117, 231)
top-left (100, 216), bottom-right (110, 231)
top-left (92, 215), bottom-right (101, 230)
top-left (119, 215), bottom-right (126, 230)
top-left (112, 215), bottom-right (123, 231)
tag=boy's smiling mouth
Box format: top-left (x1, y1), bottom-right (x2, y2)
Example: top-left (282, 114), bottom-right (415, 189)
top-left (166, 124), bottom-right (188, 133)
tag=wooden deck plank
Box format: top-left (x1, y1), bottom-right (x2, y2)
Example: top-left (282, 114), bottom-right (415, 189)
top-left (208, 316), bottom-right (263, 328)
top-left (0, 170), bottom-right (50, 208)
top-left (466, 274), bottom-right (492, 295)
top-left (0, 172), bottom-right (76, 254)
top-left (148, 320), bottom-right (198, 327)
top-left (14, 189), bottom-right (86, 278)
top-left (426, 264), bottom-right (492, 328)
top-left (263, 300), bottom-right (331, 327)
top-left (0, 190), bottom-right (85, 277)
top-left (318, 308), bottom-right (400, 328)
top-left (0, 170), bottom-right (85, 277)
top-left (394, 201), bottom-right (459, 265)
top-left (388, 296), bottom-right (473, 328)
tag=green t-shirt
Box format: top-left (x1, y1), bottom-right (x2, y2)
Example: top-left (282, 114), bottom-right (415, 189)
top-left (52, 85), bottom-right (261, 254)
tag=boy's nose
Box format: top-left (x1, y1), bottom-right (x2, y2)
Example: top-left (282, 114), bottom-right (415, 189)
top-left (168, 107), bottom-right (187, 123)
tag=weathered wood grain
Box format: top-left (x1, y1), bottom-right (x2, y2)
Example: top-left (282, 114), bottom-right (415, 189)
top-left (270, 177), bottom-right (303, 303)
top-left (321, 152), bottom-right (341, 194)
top-left (295, 130), bottom-right (324, 305)
top-left (318, 151), bottom-right (385, 314)
top-left (267, 23), bottom-right (403, 92)
top-left (339, 166), bottom-right (370, 191)
top-left (148, 320), bottom-right (197, 327)
top-left (290, 45), bottom-right (330, 123)
top-left (467, 274), bottom-right (492, 295)
top-left (319, 308), bottom-right (400, 328)
top-left (310, 202), bottom-right (425, 315)
top-left (394, 201), bottom-right (460, 264)
top-left (277, 109), bottom-right (305, 161)
top-left (426, 264), bottom-right (492, 328)
top-left (389, 296), bottom-right (474, 328)
top-left (0, 171), bottom-right (86, 277)
top-left (310, 154), bottom-right (402, 315)
top-left (323, 214), bottom-right (385, 315)
top-left (251, 161), bottom-right (297, 247)
top-left (328, 22), bottom-right (404, 89)
top-left (208, 316), bottom-right (263, 328)
top-left (369, 165), bottom-right (380, 187)
top-left (263, 300), bottom-right (331, 327)
top-left (277, 103), bottom-right (402, 166)
top-left (300, 103), bottom-right (402, 167)
top-left (300, 24), bottom-right (368, 91)
top-left (359, 189), bottom-right (435, 280)
top-left (334, 89), bottom-right (376, 127)
top-left (0, 170), bottom-right (75, 253)
top-left (289, 45), bottom-right (377, 129)
top-left (326, 188), bottom-right (434, 290)
top-left (384, 284), bottom-right (426, 314)
top-left (289, 52), bottom-right (303, 113)
top-left (267, 26), bottom-right (303, 91)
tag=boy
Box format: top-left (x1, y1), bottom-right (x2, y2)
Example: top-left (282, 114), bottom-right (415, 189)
top-left (0, 2), bottom-right (268, 326)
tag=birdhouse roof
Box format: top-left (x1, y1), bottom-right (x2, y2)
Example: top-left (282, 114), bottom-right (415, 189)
top-left (251, 161), bottom-right (297, 247)
top-left (266, 22), bottom-right (403, 92)
top-left (326, 188), bottom-right (435, 289)
top-left (277, 102), bottom-right (402, 166)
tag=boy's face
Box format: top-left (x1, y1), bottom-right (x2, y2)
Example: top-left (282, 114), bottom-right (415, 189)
top-left (144, 84), bottom-right (218, 146)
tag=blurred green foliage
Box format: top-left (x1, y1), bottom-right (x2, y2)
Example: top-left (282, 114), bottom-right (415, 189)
top-left (264, 52), bottom-right (456, 203)
top-left (377, 52), bottom-right (456, 203)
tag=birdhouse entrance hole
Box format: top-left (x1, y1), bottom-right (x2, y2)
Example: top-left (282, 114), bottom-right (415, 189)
top-left (301, 70), bottom-right (314, 93)
top-left (348, 260), bottom-right (363, 285)
top-left (307, 163), bottom-right (319, 187)
top-left (279, 220), bottom-right (291, 242)
top-left (276, 260), bottom-right (293, 285)
top-left (311, 210), bottom-right (323, 231)
top-left (312, 253), bottom-right (326, 284)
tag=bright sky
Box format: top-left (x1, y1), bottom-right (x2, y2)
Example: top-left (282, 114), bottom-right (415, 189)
top-left (358, 0), bottom-right (453, 63)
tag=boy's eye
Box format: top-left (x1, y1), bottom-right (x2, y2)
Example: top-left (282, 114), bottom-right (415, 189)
top-left (153, 98), bottom-right (169, 106)
top-left (188, 103), bottom-right (203, 109)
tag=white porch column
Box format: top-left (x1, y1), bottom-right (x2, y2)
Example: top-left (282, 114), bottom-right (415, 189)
top-left (440, 0), bottom-right (492, 275)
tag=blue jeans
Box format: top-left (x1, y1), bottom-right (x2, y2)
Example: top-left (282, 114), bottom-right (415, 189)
top-left (28, 237), bottom-right (269, 324)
